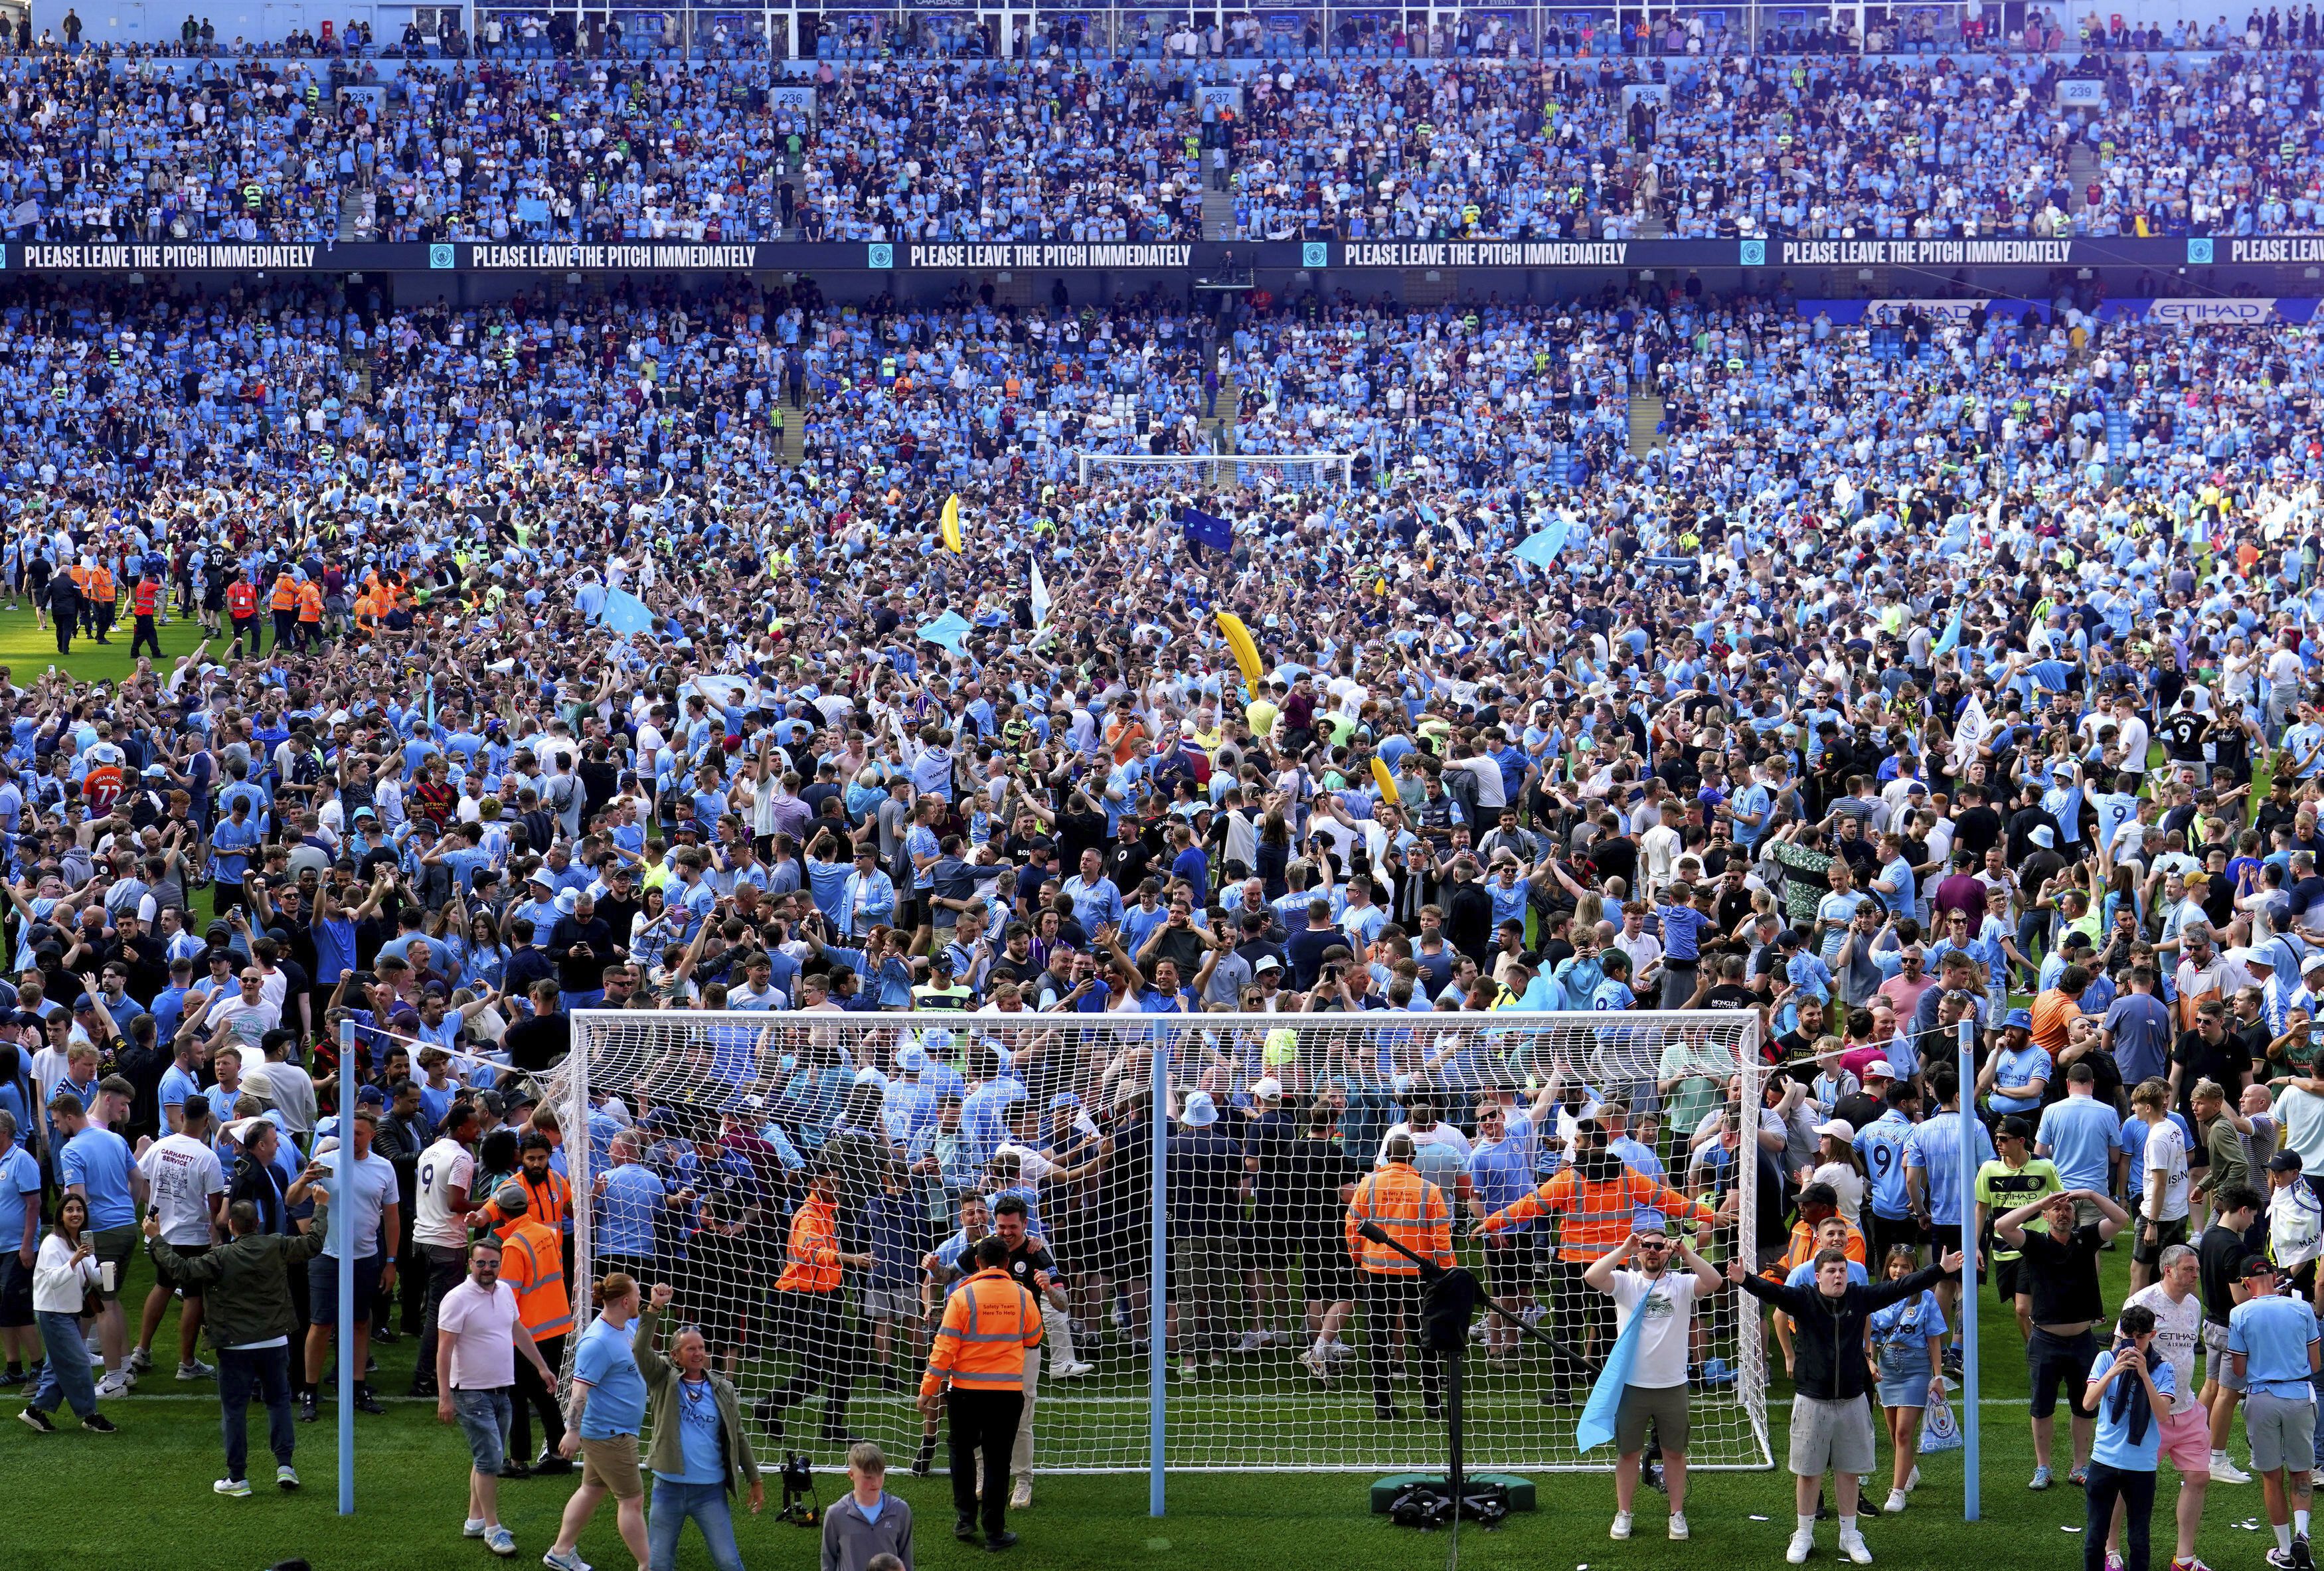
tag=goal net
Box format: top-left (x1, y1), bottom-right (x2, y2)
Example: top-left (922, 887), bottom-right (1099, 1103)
top-left (1074, 452), bottom-right (1355, 491)
top-left (552, 1009), bottom-right (1770, 1477)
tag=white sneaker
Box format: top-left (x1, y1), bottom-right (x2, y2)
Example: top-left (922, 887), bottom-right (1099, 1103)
top-left (1010, 1479), bottom-right (1033, 1511)
top-left (1787, 1527), bottom-right (1815, 1564)
top-left (1669, 1512), bottom-right (1690, 1540)
top-left (1839, 1527), bottom-right (1873, 1565)
top-left (125, 1349), bottom-right (153, 1377)
top-left (463, 1519), bottom-right (489, 1539)
top-left (1234, 1330), bottom-right (1267, 1355)
top-left (95, 1372), bottom-right (131, 1398)
top-left (1611, 1511), bottom-right (1633, 1540)
top-left (1906, 1466), bottom-right (1921, 1493)
top-left (1052, 1361), bottom-right (1095, 1379)
top-left (2211, 1453), bottom-right (2254, 1485)
top-left (177, 1359), bottom-right (215, 1381)
top-left (1884, 1489), bottom-right (1907, 1515)
top-left (1260, 1329), bottom-right (1293, 1347)
top-left (1323, 1341), bottom-right (1354, 1362)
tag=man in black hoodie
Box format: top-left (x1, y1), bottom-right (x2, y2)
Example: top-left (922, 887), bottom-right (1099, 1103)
top-left (1731, 1245), bottom-right (1961, 1566)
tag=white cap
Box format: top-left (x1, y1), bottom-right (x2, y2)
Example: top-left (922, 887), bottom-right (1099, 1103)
top-left (1813, 1118), bottom-right (1855, 1140)
top-left (1250, 1077), bottom-right (1283, 1102)
top-left (1863, 1060), bottom-right (1896, 1079)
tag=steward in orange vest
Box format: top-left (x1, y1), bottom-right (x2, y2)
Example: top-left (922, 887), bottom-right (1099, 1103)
top-left (758, 1168), bottom-right (865, 1444)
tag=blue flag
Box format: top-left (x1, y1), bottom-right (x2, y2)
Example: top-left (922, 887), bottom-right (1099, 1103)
top-left (1932, 600), bottom-right (1964, 657)
top-left (917, 611), bottom-right (973, 655)
top-left (1574, 1289), bottom-right (1649, 1454)
top-left (1511, 521), bottom-right (1570, 568)
top-left (1181, 505), bottom-right (1233, 554)
top-left (600, 589), bottom-right (657, 637)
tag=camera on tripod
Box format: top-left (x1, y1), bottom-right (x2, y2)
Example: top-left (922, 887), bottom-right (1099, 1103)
top-left (776, 1451), bottom-right (821, 1527)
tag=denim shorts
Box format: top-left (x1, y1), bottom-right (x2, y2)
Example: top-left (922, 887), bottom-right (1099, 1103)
top-left (452, 1387), bottom-right (513, 1475)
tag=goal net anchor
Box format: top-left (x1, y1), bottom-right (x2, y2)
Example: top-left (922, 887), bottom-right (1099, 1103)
top-left (1355, 1218), bottom-right (1565, 1530)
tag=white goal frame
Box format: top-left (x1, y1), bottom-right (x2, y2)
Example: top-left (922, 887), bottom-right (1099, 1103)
top-left (1074, 452), bottom-right (1355, 489)
top-left (554, 1008), bottom-right (1772, 1498)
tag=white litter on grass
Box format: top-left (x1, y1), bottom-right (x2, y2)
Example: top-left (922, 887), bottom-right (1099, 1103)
top-left (2237, 1519), bottom-right (2266, 1530)
top-left (1750, 1515), bottom-right (1770, 1521)
top-left (2061, 1527), bottom-right (2082, 1534)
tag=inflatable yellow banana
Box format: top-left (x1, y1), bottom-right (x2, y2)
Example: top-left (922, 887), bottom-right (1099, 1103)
top-left (1216, 611), bottom-right (1262, 685)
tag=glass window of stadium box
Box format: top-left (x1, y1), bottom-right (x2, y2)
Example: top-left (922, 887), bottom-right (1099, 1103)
top-left (1015, 7), bottom-right (1106, 58)
top-left (1321, 7), bottom-right (1408, 52)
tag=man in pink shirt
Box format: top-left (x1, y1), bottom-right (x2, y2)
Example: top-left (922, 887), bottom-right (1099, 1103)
top-left (436, 1238), bottom-right (560, 1558)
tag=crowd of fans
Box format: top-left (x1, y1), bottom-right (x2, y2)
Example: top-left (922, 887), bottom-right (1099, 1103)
top-left (3, 41), bottom-right (2324, 244)
top-left (4, 240), bottom-right (2324, 1564)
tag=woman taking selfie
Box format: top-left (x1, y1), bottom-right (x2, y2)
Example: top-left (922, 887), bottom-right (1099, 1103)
top-left (20, 1193), bottom-right (114, 1433)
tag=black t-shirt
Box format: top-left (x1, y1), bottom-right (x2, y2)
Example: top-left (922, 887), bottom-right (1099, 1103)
top-left (2171, 1028), bottom-right (2252, 1122)
top-left (1951, 804), bottom-right (2003, 858)
top-left (503, 1014), bottom-right (572, 1072)
top-left (2197, 1222), bottom-right (2250, 1328)
top-left (2017, 1222), bottom-right (2107, 1327)
top-left (999, 1235), bottom-right (1060, 1295)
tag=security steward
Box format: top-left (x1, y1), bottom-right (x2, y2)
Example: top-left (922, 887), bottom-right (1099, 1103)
top-left (84, 556), bottom-right (116, 642)
top-left (920, 1232), bottom-right (1042, 1550)
top-left (226, 570), bottom-right (260, 656)
top-left (1345, 1130), bottom-right (1454, 1423)
top-left (269, 569), bottom-right (299, 654)
top-left (129, 566), bottom-right (165, 659)
top-left (481, 1183), bottom-right (575, 1476)
top-left (757, 1161), bottom-right (868, 1447)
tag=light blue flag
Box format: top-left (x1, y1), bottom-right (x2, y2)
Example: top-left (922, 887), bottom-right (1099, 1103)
top-left (1932, 601), bottom-right (1963, 658)
top-left (918, 611), bottom-right (973, 655)
top-left (1574, 1291), bottom-right (1649, 1454)
top-left (515, 197), bottom-right (550, 224)
top-left (600, 589), bottom-right (657, 636)
top-left (1511, 521), bottom-right (1570, 568)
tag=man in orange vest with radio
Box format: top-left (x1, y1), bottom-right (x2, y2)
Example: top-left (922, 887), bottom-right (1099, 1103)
top-left (269, 569), bottom-right (299, 654)
top-left (919, 1231), bottom-right (1042, 1550)
top-left (1345, 1130), bottom-right (1455, 1423)
top-left (295, 577), bottom-right (325, 651)
top-left (480, 1183), bottom-right (575, 1478)
top-left (85, 558), bottom-right (116, 643)
top-left (226, 570), bottom-right (260, 657)
top-left (757, 1163), bottom-right (868, 1449)
top-left (129, 566), bottom-right (164, 659)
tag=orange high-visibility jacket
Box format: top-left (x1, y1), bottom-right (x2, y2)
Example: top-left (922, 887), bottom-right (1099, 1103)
top-left (226, 581), bottom-right (258, 619)
top-left (1482, 1167), bottom-right (1714, 1263)
top-left (496, 1218), bottom-right (574, 1343)
top-left (131, 580), bottom-right (160, 616)
top-left (296, 582), bottom-right (325, 621)
top-left (476, 1169), bottom-right (572, 1240)
top-left (920, 1265), bottom-right (1041, 1397)
top-left (270, 574), bottom-right (298, 612)
top-left (1763, 1216), bottom-right (1868, 1283)
top-left (1344, 1161), bottom-right (1454, 1276)
top-left (774, 1193), bottom-right (842, 1294)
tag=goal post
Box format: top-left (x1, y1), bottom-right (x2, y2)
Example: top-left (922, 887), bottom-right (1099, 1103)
top-left (552, 1009), bottom-right (1771, 1489)
top-left (1074, 452), bottom-right (1355, 490)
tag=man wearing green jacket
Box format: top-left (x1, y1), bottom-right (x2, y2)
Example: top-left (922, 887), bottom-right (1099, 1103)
top-left (636, 1282), bottom-right (764, 1570)
top-left (143, 1191), bottom-right (329, 1497)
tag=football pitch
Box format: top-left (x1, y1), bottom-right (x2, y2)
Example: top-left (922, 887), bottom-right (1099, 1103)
top-left (3, 1241), bottom-right (2237, 1571)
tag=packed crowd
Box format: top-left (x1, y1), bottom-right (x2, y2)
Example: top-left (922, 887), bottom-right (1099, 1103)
top-left (2, 181), bottom-right (2324, 1571)
top-left (7, 42), bottom-right (2324, 246)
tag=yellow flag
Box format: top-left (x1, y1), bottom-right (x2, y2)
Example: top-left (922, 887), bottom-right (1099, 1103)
top-left (1215, 612), bottom-right (1263, 685)
top-left (940, 494), bottom-right (963, 553)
